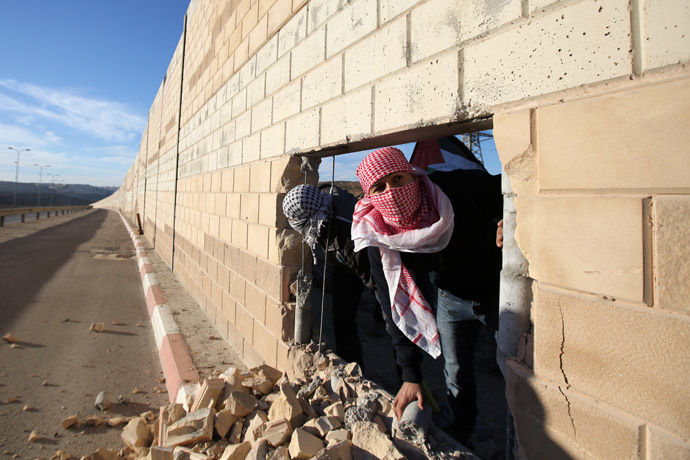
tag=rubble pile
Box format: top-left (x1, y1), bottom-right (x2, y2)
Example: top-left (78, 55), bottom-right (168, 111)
top-left (69, 344), bottom-right (470, 460)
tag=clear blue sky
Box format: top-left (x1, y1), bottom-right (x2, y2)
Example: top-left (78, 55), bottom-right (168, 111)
top-left (0, 1), bottom-right (190, 187)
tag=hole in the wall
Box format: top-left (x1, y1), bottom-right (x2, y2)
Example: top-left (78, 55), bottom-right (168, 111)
top-left (305, 130), bottom-right (507, 450)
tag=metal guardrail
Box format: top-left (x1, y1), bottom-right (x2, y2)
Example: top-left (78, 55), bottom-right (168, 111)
top-left (0, 205), bottom-right (92, 226)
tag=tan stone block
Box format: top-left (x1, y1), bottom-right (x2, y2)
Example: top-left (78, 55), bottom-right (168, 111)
top-left (409, 0), bottom-right (461, 63)
top-left (236, 110), bottom-right (251, 139)
top-left (229, 271), bottom-right (246, 305)
top-left (215, 409), bottom-right (239, 438)
top-left (506, 360), bottom-right (643, 460)
top-left (219, 441), bottom-right (251, 460)
top-left (224, 391), bottom-right (259, 417)
top-left (463, 0), bottom-right (632, 107)
top-left (315, 415), bottom-right (341, 437)
top-left (245, 282), bottom-right (267, 322)
top-left (240, 194), bottom-right (259, 222)
top-left (239, 249), bottom-right (258, 283)
top-left (648, 425), bottom-right (690, 460)
top-left (231, 219), bottom-right (248, 249)
top-left (456, 0), bottom-right (522, 42)
top-left (288, 428), bottom-right (324, 460)
top-left (325, 429), bottom-right (351, 446)
top-left (272, 79), bottom-right (301, 122)
top-left (243, 132), bottom-right (262, 163)
top-left (320, 87), bottom-right (371, 146)
top-left (493, 110), bottom-right (536, 195)
top-left (234, 166), bottom-right (251, 192)
top-left (302, 57), bottom-right (342, 110)
top-left (262, 417), bottom-right (293, 447)
top-left (249, 15), bottom-right (269, 56)
top-left (533, 287), bottom-right (690, 436)
top-left (165, 408), bottom-right (215, 447)
top-left (219, 217), bottom-right (232, 243)
top-left (343, 16), bottom-right (406, 92)
top-left (241, 2), bottom-right (259, 40)
top-left (379, 0), bottom-right (416, 24)
top-left (654, 196), bottom-right (690, 312)
top-left (258, 194), bottom-right (281, 227)
top-left (251, 98), bottom-right (272, 133)
top-left (226, 194), bottom-right (241, 219)
top-left (268, 0), bottom-right (292, 35)
top-left (269, 381), bottom-right (304, 427)
top-left (121, 417), bottom-right (153, 449)
top-left (285, 108), bottom-right (319, 154)
top-left (315, 440), bottom-right (352, 460)
top-left (252, 322), bottom-right (278, 370)
top-left (261, 123), bottom-right (286, 160)
top-left (247, 223), bottom-right (269, 258)
top-left (374, 51), bottom-right (459, 133)
top-left (515, 196), bottom-right (644, 301)
top-left (645, 0), bottom-right (690, 69)
top-left (326, 0), bottom-right (376, 59)
top-left (266, 53), bottom-right (291, 96)
top-left (270, 155), bottom-right (303, 193)
top-left (291, 27), bottom-right (325, 78)
top-left (250, 162), bottom-right (272, 193)
top-left (247, 74), bottom-right (266, 109)
top-left (214, 194), bottom-right (227, 216)
top-left (235, 306), bottom-right (254, 344)
top-left (244, 411), bottom-right (269, 444)
top-left (538, 80), bottom-right (690, 191)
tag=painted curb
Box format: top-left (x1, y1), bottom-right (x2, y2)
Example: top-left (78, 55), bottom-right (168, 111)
top-left (117, 212), bottom-right (200, 403)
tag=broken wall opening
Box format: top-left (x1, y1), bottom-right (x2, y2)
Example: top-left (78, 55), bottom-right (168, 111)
top-left (289, 129), bottom-right (509, 454)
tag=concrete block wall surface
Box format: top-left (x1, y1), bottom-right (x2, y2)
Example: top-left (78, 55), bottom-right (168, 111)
top-left (98, 0), bottom-right (690, 457)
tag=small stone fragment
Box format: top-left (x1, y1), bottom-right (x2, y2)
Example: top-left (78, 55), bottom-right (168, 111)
top-left (90, 323), bottom-right (105, 332)
top-left (218, 442), bottom-right (250, 460)
top-left (288, 428), bottom-right (324, 460)
top-left (121, 417), bottom-right (153, 449)
top-left (107, 416), bottom-right (129, 427)
top-left (28, 431), bottom-right (39, 442)
top-left (62, 414), bottom-right (79, 429)
top-left (111, 321), bottom-right (120, 326)
top-left (85, 416), bottom-right (106, 427)
top-left (10, 344), bottom-right (19, 349)
top-left (2, 333), bottom-right (19, 343)
top-left (132, 388), bottom-right (143, 394)
top-left (22, 404), bottom-right (32, 411)
top-left (95, 391), bottom-right (112, 410)
top-left (136, 323), bottom-right (143, 327)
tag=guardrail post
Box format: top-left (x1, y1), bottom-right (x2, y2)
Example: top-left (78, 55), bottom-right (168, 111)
top-left (21, 214), bottom-right (25, 223)
top-left (0, 216), bottom-right (4, 227)
top-left (36, 212), bottom-right (40, 220)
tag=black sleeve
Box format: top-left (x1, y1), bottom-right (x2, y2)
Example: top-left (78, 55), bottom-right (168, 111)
top-left (367, 246), bottom-right (424, 383)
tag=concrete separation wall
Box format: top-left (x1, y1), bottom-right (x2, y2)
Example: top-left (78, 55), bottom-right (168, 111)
top-left (98, 0), bottom-right (690, 457)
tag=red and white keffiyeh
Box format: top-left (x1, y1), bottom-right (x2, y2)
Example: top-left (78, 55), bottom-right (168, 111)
top-left (352, 147), bottom-right (455, 359)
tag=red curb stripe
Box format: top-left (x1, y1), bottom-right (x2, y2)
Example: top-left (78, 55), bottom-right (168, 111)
top-left (159, 333), bottom-right (200, 402)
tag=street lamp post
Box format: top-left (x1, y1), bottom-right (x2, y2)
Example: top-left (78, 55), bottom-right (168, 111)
top-left (8, 147), bottom-right (30, 207)
top-left (48, 173), bottom-right (60, 206)
top-left (34, 163), bottom-right (50, 207)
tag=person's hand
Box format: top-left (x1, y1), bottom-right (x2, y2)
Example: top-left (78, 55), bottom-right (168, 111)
top-left (496, 219), bottom-right (504, 248)
top-left (393, 382), bottom-right (424, 420)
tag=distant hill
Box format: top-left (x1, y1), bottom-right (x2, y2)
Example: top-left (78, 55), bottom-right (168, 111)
top-left (319, 181), bottom-right (364, 199)
top-left (0, 181), bottom-right (117, 207)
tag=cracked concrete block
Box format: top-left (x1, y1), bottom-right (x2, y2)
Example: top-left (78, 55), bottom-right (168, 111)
top-left (165, 408), bottom-right (215, 447)
top-left (268, 446), bottom-right (289, 460)
top-left (245, 439), bottom-right (269, 460)
top-left (228, 420), bottom-right (244, 444)
top-left (533, 286), bottom-right (690, 437)
top-left (149, 447), bottom-right (174, 460)
top-left (243, 411), bottom-right (269, 444)
top-left (241, 369), bottom-right (275, 395)
top-left (262, 418), bottom-right (293, 447)
top-left (314, 440), bottom-right (353, 460)
top-left (288, 428), bottom-right (325, 459)
top-left (224, 391), bottom-right (258, 417)
top-left (351, 421), bottom-right (403, 460)
top-left (191, 379), bottom-right (226, 411)
top-left (268, 381), bottom-right (304, 427)
top-left (219, 442), bottom-right (251, 460)
top-left (121, 417), bottom-right (153, 449)
top-left (505, 360), bottom-right (643, 460)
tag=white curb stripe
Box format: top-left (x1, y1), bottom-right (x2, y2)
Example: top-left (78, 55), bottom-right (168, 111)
top-left (152, 304), bottom-right (179, 350)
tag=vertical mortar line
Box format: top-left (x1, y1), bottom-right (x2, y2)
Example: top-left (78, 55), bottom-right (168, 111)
top-left (630, 0), bottom-right (646, 76)
top-left (405, 13), bottom-right (412, 67)
top-left (370, 85), bottom-right (376, 134)
top-left (376, 0), bottom-right (381, 28)
top-left (457, 48), bottom-right (465, 106)
top-left (143, 123), bottom-right (150, 235)
top-left (172, 13), bottom-right (189, 273)
top-left (341, 51), bottom-right (346, 95)
top-left (154, 96), bottom-right (164, 249)
top-left (642, 196), bottom-right (654, 307)
top-left (530, 107), bottom-right (539, 189)
top-left (521, 0), bottom-right (530, 18)
top-left (640, 424), bottom-right (649, 460)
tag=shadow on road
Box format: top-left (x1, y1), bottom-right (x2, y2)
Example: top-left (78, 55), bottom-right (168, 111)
top-left (0, 209), bottom-right (107, 330)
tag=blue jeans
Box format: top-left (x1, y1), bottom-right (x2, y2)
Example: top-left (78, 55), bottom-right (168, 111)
top-left (435, 288), bottom-right (483, 439)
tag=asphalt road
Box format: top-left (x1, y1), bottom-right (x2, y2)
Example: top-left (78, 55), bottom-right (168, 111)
top-left (0, 209), bottom-right (169, 458)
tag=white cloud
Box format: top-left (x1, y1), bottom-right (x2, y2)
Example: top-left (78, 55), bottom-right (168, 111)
top-left (0, 121), bottom-right (51, 147)
top-left (0, 79), bottom-right (146, 142)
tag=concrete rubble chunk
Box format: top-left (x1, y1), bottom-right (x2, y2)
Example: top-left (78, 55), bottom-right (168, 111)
top-left (28, 430), bottom-right (39, 442)
top-left (297, 376), bottom-right (322, 400)
top-left (2, 333), bottom-right (19, 343)
top-left (288, 428), bottom-right (325, 460)
top-left (261, 417), bottom-right (293, 447)
top-left (121, 417), bottom-right (153, 449)
top-left (297, 397), bottom-right (318, 421)
top-left (287, 348), bottom-right (314, 381)
top-left (301, 418), bottom-right (321, 438)
top-left (245, 439), bottom-right (269, 460)
top-left (344, 363), bottom-right (362, 378)
top-left (333, 378), bottom-right (355, 401)
top-left (159, 404), bottom-right (187, 446)
top-left (325, 429), bottom-right (352, 445)
top-left (268, 446), bottom-right (289, 460)
top-left (107, 416), bottom-right (130, 427)
top-left (243, 410), bottom-right (269, 444)
top-left (224, 391), bottom-right (258, 417)
top-left (90, 323), bottom-right (105, 332)
top-left (165, 408), bottom-right (215, 447)
top-left (172, 446), bottom-right (211, 460)
top-left (313, 352), bottom-right (329, 370)
top-left (85, 416), bottom-right (106, 427)
top-left (148, 446), bottom-right (174, 460)
top-left (351, 421), bottom-right (404, 460)
top-left (324, 401), bottom-right (345, 423)
top-left (206, 440), bottom-right (229, 459)
top-left (227, 420), bottom-right (243, 444)
top-left (82, 448), bottom-right (121, 460)
top-left (257, 364), bottom-right (283, 384)
top-left (61, 414), bottom-right (79, 429)
top-left (241, 370), bottom-right (275, 395)
top-left (310, 386), bottom-right (330, 404)
top-left (191, 379), bottom-right (226, 412)
top-left (268, 381), bottom-right (303, 427)
top-left (315, 416), bottom-right (342, 437)
top-left (219, 442), bottom-right (251, 460)
top-left (214, 408), bottom-right (238, 438)
top-left (344, 405), bottom-right (374, 429)
top-left (315, 440), bottom-right (354, 460)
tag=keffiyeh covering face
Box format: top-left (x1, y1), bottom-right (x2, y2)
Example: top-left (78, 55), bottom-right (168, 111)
top-left (282, 184), bottom-right (332, 250)
top-left (352, 147), bottom-right (455, 359)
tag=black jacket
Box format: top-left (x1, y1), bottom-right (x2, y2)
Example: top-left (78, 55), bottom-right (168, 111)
top-left (368, 170), bottom-right (502, 382)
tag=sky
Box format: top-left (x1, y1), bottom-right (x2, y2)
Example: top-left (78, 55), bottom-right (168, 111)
top-left (0, 1), bottom-right (190, 187)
